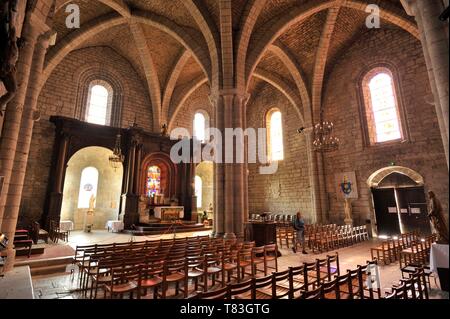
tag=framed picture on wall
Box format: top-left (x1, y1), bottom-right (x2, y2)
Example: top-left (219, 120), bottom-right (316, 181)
top-left (335, 171), bottom-right (358, 199)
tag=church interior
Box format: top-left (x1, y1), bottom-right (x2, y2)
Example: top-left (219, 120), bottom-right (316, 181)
top-left (0, 0), bottom-right (448, 302)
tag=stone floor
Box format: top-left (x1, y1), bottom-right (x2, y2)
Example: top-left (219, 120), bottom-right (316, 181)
top-left (31, 232), bottom-right (449, 300)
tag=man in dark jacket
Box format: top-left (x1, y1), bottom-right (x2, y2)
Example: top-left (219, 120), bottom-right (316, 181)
top-left (292, 211), bottom-right (307, 254)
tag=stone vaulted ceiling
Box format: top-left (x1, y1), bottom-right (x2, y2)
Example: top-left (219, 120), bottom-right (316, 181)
top-left (46, 0), bottom-right (418, 131)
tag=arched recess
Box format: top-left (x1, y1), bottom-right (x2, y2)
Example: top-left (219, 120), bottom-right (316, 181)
top-left (367, 166), bottom-right (430, 237)
top-left (61, 146), bottom-right (124, 230)
top-left (367, 166), bottom-right (424, 188)
top-left (140, 152), bottom-right (178, 200)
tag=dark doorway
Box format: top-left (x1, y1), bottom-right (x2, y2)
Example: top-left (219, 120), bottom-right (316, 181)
top-left (372, 188), bottom-right (400, 236)
top-left (371, 172), bottom-right (431, 236)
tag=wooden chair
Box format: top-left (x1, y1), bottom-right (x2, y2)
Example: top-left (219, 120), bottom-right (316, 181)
top-left (288, 265), bottom-right (306, 299)
top-left (221, 249), bottom-right (238, 284)
top-left (158, 258), bottom-right (188, 299)
top-left (49, 220), bottom-right (69, 243)
top-left (251, 275), bottom-right (273, 299)
top-left (251, 246), bottom-right (266, 276)
top-left (303, 261), bottom-right (319, 291)
top-left (370, 240), bottom-right (394, 265)
top-left (31, 222), bottom-right (49, 244)
top-left (187, 255), bottom-right (206, 293)
top-left (105, 264), bottom-right (141, 299)
top-left (203, 253), bottom-right (223, 291)
top-left (335, 272), bottom-right (354, 299)
top-left (264, 244), bottom-right (278, 275)
top-left (139, 259), bottom-right (164, 299)
top-left (270, 270), bottom-right (291, 299)
top-left (237, 247), bottom-right (253, 281)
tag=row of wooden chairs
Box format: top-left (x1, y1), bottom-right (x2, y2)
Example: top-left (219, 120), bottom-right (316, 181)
top-left (276, 224), bottom-right (369, 252)
top-left (370, 232), bottom-right (436, 265)
top-left (189, 259), bottom-right (380, 300)
top-left (385, 268), bottom-right (429, 299)
top-left (85, 243), bottom-right (278, 299)
top-left (74, 237), bottom-right (279, 298)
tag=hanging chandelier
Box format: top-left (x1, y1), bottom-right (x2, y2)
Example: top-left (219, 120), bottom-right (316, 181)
top-left (313, 121), bottom-right (340, 152)
top-left (109, 133), bottom-right (124, 170)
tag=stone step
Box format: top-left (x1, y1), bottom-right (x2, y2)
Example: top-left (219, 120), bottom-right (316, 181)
top-left (30, 264), bottom-right (69, 276)
top-left (15, 256), bottom-right (73, 276)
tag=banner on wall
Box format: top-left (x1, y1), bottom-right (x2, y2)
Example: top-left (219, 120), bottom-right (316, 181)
top-left (335, 171), bottom-right (358, 199)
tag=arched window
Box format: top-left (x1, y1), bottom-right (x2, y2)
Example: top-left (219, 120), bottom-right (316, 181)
top-left (266, 108), bottom-right (284, 161)
top-left (195, 175), bottom-right (202, 208)
top-left (362, 68), bottom-right (403, 144)
top-left (78, 167), bottom-right (99, 208)
top-left (193, 112), bottom-right (207, 143)
top-left (146, 166), bottom-right (161, 197)
top-left (85, 81), bottom-right (112, 125)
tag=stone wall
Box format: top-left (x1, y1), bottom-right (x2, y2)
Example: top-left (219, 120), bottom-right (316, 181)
top-left (246, 83), bottom-right (313, 222)
top-left (322, 28), bottom-right (449, 229)
top-left (18, 46), bottom-right (153, 227)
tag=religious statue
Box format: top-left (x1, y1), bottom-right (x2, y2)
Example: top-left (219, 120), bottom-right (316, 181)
top-left (0, 0), bottom-right (20, 116)
top-left (428, 191), bottom-right (449, 244)
top-left (344, 197), bottom-right (353, 226)
top-left (85, 194), bottom-right (96, 232)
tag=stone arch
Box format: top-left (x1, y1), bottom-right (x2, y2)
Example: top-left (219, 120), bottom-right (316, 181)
top-left (245, 0), bottom-right (420, 89)
top-left (367, 166), bottom-right (425, 188)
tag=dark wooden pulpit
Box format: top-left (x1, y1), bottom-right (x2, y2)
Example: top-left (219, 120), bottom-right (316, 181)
top-left (245, 221), bottom-right (277, 247)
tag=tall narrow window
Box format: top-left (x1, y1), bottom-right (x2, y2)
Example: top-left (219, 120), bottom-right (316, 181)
top-left (78, 167), bottom-right (99, 208)
top-left (86, 83), bottom-right (111, 125)
top-left (193, 112), bottom-right (207, 143)
top-left (363, 68), bottom-right (403, 144)
top-left (266, 109), bottom-right (284, 161)
top-left (195, 175), bottom-right (202, 208)
top-left (146, 166), bottom-right (161, 197)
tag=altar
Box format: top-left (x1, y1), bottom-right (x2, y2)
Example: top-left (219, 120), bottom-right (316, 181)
top-left (154, 206), bottom-right (184, 221)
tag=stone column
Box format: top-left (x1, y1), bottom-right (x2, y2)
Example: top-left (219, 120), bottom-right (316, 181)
top-left (212, 95), bottom-right (225, 237)
top-left (222, 94), bottom-right (235, 239)
top-left (0, 14), bottom-right (47, 227)
top-left (1, 29), bottom-right (52, 272)
top-left (405, 0), bottom-right (449, 168)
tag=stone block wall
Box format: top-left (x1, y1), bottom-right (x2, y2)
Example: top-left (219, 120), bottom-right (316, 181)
top-left (18, 46), bottom-right (153, 227)
top-left (322, 28), bottom-right (448, 228)
top-left (246, 83), bottom-right (313, 222)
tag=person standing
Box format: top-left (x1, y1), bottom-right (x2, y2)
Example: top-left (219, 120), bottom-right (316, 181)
top-left (292, 212), bottom-right (307, 254)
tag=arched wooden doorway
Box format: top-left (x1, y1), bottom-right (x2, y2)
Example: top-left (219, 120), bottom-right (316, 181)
top-left (367, 166), bottom-right (431, 237)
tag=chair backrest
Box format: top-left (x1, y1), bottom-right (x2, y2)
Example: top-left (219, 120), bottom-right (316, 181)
top-left (298, 286), bottom-right (322, 299)
top-left (251, 275), bottom-right (273, 299)
top-left (304, 261), bottom-right (318, 288)
top-left (190, 286), bottom-right (229, 299)
top-left (288, 265), bottom-right (306, 298)
top-left (271, 269), bottom-right (290, 299)
top-left (321, 277), bottom-right (339, 299)
top-left (111, 263), bottom-right (142, 286)
top-left (228, 279), bottom-right (253, 299)
top-left (335, 272), bottom-right (353, 299)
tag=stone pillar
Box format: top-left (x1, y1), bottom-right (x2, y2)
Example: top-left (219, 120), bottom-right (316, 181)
top-left (212, 95), bottom-right (225, 237)
top-left (1, 29), bottom-right (52, 272)
top-left (406, 0), bottom-right (449, 168)
top-left (0, 14), bottom-right (47, 227)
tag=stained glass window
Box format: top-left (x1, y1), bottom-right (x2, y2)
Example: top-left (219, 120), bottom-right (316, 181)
top-left (78, 167), bottom-right (99, 208)
top-left (146, 166), bottom-right (161, 197)
top-left (266, 109), bottom-right (284, 161)
top-left (368, 72), bottom-right (402, 143)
